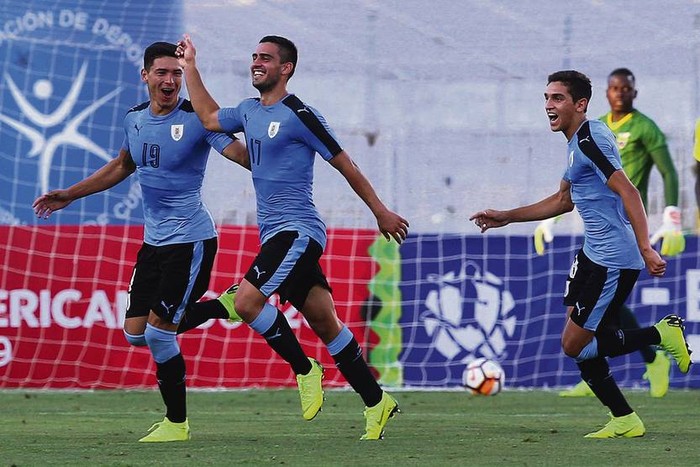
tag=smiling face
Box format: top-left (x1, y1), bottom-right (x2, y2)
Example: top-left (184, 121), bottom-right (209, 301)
top-left (141, 56), bottom-right (182, 115)
top-left (544, 81), bottom-right (588, 140)
top-left (250, 42), bottom-right (293, 94)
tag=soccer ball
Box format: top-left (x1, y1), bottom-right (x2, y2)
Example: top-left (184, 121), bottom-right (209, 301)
top-left (463, 358), bottom-right (505, 395)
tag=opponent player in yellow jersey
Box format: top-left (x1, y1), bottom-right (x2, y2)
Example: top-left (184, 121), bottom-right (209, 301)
top-left (554, 68), bottom-right (679, 398)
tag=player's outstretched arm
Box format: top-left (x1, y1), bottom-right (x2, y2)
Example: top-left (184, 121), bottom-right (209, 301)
top-left (32, 149), bottom-right (135, 219)
top-left (329, 151), bottom-right (409, 244)
top-left (471, 179), bottom-right (573, 233)
top-left (177, 34), bottom-right (223, 131)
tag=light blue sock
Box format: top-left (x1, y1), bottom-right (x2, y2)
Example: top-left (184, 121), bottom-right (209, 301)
top-left (249, 303), bottom-right (278, 335)
top-left (123, 330), bottom-right (147, 347)
top-left (144, 323), bottom-right (180, 364)
top-left (327, 326), bottom-right (353, 356)
top-left (575, 337), bottom-right (599, 362)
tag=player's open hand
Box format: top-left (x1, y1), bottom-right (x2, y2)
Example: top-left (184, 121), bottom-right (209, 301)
top-left (377, 210), bottom-right (409, 244)
top-left (469, 209), bottom-right (509, 233)
top-left (32, 190), bottom-right (72, 219)
top-left (176, 34), bottom-right (197, 67)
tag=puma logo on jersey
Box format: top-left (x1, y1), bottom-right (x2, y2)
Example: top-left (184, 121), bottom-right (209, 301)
top-left (253, 265), bottom-right (266, 279)
top-left (296, 107), bottom-right (309, 113)
top-left (578, 136), bottom-right (591, 144)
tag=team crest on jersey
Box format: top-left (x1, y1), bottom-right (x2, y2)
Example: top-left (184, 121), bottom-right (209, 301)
top-left (171, 124), bottom-right (184, 141)
top-left (615, 132), bottom-right (630, 150)
top-left (268, 122), bottom-right (280, 138)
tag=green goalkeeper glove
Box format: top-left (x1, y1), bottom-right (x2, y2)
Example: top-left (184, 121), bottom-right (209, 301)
top-left (650, 206), bottom-right (685, 257)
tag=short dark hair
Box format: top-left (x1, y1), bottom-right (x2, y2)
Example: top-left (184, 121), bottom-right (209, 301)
top-left (608, 67), bottom-right (635, 85)
top-left (143, 42), bottom-right (177, 70)
top-left (547, 70), bottom-right (592, 103)
top-left (259, 35), bottom-right (298, 79)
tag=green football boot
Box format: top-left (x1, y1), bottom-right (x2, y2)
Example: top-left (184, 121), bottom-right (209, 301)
top-left (296, 358), bottom-right (324, 420)
top-left (642, 350), bottom-right (671, 398)
top-left (360, 391), bottom-right (400, 440)
top-left (138, 417), bottom-right (190, 443)
top-left (217, 284), bottom-right (242, 322)
top-left (584, 412), bottom-right (645, 439)
top-left (654, 314), bottom-right (692, 374)
top-left (558, 380), bottom-right (594, 397)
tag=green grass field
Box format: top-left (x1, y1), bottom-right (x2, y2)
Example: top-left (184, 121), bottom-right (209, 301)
top-left (2, 389), bottom-right (699, 466)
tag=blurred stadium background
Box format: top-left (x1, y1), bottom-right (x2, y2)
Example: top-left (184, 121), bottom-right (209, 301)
top-left (1, 0), bottom-right (699, 392)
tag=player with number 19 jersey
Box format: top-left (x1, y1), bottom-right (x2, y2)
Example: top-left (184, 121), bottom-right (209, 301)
top-left (217, 94), bottom-right (343, 249)
top-left (564, 119), bottom-right (643, 270)
top-left (122, 98), bottom-right (235, 246)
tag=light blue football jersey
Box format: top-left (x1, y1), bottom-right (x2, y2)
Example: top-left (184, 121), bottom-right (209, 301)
top-left (218, 94), bottom-right (343, 248)
top-left (563, 119), bottom-right (644, 269)
top-left (122, 98), bottom-right (235, 245)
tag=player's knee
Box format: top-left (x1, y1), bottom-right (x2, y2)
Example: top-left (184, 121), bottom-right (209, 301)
top-left (144, 323), bottom-right (180, 363)
top-left (561, 338), bottom-right (582, 358)
top-left (123, 330), bottom-right (147, 347)
top-left (233, 291), bottom-right (263, 321)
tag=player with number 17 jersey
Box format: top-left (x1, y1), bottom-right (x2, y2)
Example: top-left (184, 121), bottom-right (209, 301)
top-left (217, 94), bottom-right (343, 248)
top-left (122, 98), bottom-right (235, 246)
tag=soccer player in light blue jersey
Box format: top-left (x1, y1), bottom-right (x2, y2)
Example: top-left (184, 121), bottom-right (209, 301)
top-left (470, 70), bottom-right (691, 438)
top-left (559, 68), bottom-right (678, 398)
top-left (177, 34), bottom-right (409, 440)
top-left (33, 42), bottom-right (249, 442)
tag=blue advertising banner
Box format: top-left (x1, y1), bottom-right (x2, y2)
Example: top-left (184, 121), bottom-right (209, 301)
top-left (399, 234), bottom-right (700, 390)
top-left (0, 1), bottom-right (182, 226)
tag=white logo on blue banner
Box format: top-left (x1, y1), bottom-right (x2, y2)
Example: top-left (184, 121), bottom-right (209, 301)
top-left (0, 2), bottom-right (182, 225)
top-left (420, 261), bottom-right (516, 362)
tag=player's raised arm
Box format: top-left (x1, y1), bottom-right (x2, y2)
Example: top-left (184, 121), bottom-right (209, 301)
top-left (328, 150), bottom-right (409, 244)
top-left (176, 34), bottom-right (223, 131)
top-left (32, 149), bottom-right (135, 219)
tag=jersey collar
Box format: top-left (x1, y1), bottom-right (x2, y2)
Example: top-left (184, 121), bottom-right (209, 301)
top-left (605, 110), bottom-right (635, 131)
